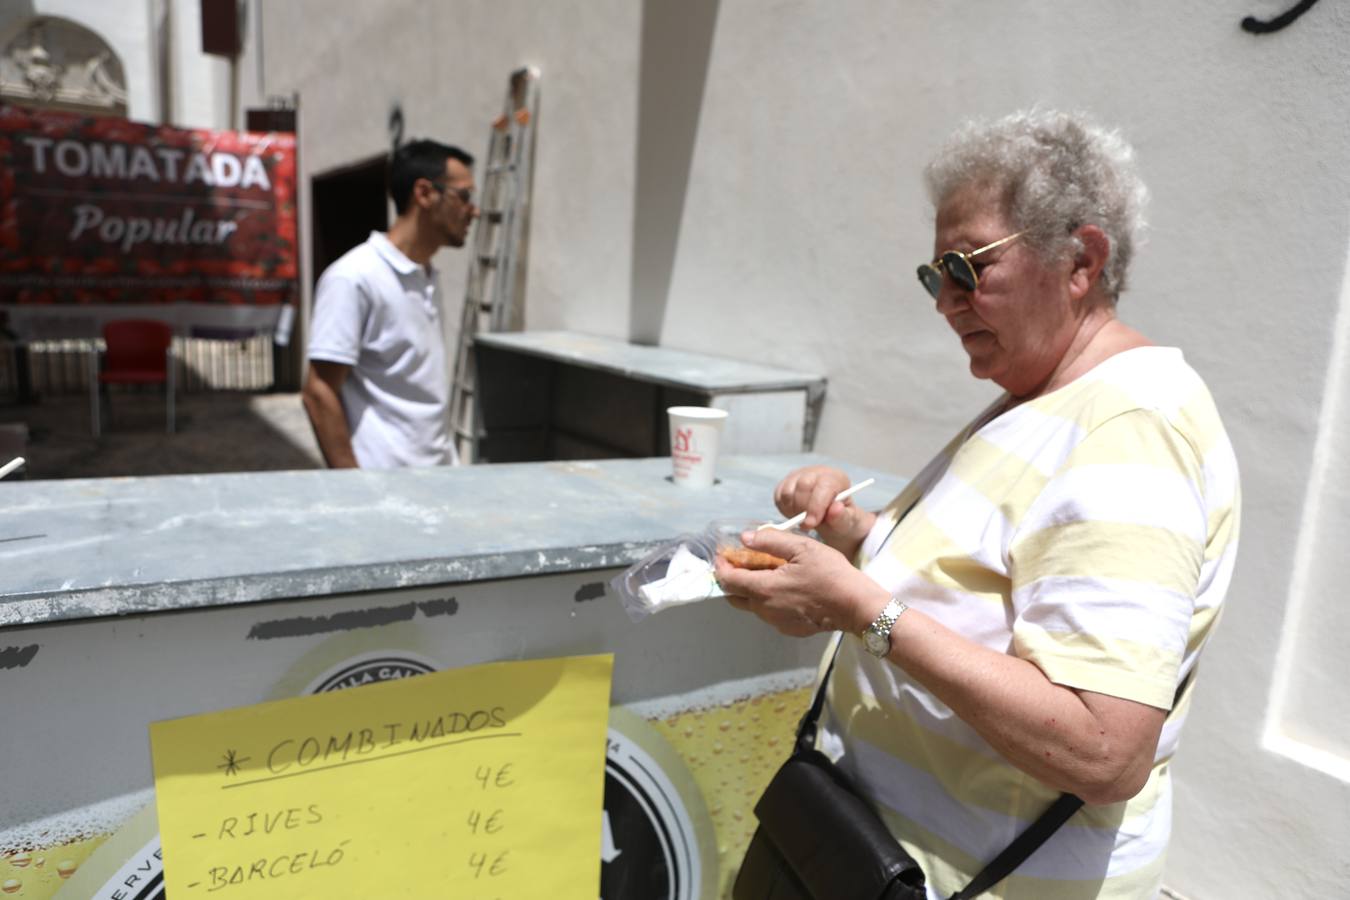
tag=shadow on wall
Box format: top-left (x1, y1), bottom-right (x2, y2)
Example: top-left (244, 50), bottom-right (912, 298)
top-left (629, 0), bottom-right (721, 346)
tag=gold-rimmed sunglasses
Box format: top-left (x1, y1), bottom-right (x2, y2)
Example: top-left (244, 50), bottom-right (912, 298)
top-left (916, 231), bottom-right (1024, 299)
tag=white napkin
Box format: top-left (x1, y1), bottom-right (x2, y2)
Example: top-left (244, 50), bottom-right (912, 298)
top-left (637, 544), bottom-right (727, 610)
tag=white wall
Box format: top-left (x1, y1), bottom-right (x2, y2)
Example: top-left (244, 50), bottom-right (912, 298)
top-left (163, 0), bottom-right (230, 129)
top-left (253, 0), bottom-right (639, 354)
top-left (664, 7), bottom-right (1350, 897)
top-left (250, 1), bottom-right (1350, 896)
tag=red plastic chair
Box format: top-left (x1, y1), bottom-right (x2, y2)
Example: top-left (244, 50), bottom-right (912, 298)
top-left (90, 319), bottom-right (176, 436)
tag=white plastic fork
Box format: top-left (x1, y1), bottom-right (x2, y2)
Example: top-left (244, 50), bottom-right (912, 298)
top-left (757, 477), bottom-right (875, 531)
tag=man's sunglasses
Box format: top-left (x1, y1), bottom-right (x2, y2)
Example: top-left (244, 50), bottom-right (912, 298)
top-left (916, 231), bottom-right (1024, 299)
top-left (430, 180), bottom-right (474, 205)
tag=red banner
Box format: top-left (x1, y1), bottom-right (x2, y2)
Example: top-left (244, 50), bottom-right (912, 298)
top-left (0, 105), bottom-right (297, 305)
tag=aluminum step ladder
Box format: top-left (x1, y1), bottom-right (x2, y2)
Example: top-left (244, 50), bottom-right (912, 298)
top-left (449, 66), bottom-right (540, 464)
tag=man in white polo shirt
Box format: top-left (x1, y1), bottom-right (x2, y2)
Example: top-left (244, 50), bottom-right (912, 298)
top-left (302, 139), bottom-right (478, 468)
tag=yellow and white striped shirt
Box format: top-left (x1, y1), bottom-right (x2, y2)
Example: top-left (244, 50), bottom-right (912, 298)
top-left (819, 346), bottom-right (1240, 900)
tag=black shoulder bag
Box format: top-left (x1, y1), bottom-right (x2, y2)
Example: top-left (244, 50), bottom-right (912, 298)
top-left (732, 632), bottom-right (1088, 900)
top-left (735, 633), bottom-right (1194, 900)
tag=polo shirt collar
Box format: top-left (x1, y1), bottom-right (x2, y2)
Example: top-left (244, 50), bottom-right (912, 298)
top-left (369, 231), bottom-right (432, 277)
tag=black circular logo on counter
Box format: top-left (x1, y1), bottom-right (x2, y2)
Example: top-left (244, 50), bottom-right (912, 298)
top-left (600, 711), bottom-right (711, 900)
top-left (602, 761), bottom-right (677, 898)
top-left (308, 655), bottom-right (437, 693)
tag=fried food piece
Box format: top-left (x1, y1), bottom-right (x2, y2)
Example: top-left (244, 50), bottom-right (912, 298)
top-left (718, 546), bottom-right (788, 570)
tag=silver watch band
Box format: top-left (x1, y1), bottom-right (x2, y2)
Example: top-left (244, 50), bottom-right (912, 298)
top-left (862, 597), bottom-right (907, 658)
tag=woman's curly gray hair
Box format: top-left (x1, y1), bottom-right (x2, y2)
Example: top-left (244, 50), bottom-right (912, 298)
top-left (924, 109), bottom-right (1149, 300)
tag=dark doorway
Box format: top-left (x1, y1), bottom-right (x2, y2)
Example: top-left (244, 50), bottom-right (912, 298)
top-left (311, 155), bottom-right (390, 286)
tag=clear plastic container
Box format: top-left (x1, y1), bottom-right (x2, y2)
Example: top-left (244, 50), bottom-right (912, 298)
top-left (611, 518), bottom-right (769, 622)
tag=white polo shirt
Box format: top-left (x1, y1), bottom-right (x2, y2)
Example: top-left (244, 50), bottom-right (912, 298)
top-left (308, 232), bottom-right (458, 468)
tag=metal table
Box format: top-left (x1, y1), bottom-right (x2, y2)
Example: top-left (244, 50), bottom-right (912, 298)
top-left (474, 331), bottom-right (827, 461)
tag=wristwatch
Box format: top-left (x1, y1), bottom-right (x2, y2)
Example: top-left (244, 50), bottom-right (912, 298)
top-left (861, 598), bottom-right (908, 658)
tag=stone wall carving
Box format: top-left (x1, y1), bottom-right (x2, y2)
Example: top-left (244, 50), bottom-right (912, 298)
top-left (1, 17), bottom-right (128, 116)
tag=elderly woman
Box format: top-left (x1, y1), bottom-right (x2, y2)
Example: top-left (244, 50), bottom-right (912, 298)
top-left (717, 110), bottom-right (1240, 899)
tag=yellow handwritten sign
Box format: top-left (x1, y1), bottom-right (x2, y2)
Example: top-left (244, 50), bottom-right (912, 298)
top-left (149, 653), bottom-right (613, 898)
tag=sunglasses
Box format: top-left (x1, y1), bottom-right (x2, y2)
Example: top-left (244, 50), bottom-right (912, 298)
top-left (430, 180), bottom-right (474, 205)
top-left (916, 231), bottom-right (1024, 299)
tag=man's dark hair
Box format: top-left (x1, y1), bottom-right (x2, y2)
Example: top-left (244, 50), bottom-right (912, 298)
top-left (388, 139), bottom-right (475, 215)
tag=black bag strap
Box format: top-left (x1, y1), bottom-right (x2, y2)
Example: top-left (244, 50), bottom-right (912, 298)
top-left (793, 629), bottom-right (845, 753)
top-left (949, 667), bottom-right (1193, 899)
top-left (948, 791), bottom-right (1084, 900)
top-left (794, 476), bottom-right (932, 753)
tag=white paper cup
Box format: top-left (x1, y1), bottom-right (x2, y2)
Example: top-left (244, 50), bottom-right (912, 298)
top-left (667, 406), bottom-right (728, 488)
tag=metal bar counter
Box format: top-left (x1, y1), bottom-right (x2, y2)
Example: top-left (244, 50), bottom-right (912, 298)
top-left (0, 455), bottom-right (905, 900)
top-left (0, 454), bottom-right (898, 628)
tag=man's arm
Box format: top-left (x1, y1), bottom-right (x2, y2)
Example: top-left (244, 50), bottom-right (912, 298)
top-left (302, 360), bottom-right (359, 468)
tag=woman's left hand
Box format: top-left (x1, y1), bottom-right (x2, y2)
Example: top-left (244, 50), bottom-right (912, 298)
top-left (713, 528), bottom-right (890, 637)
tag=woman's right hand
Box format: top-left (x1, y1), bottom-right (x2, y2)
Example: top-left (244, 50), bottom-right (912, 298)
top-left (773, 466), bottom-right (876, 556)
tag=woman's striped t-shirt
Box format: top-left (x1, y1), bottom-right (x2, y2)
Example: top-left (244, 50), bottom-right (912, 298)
top-left (817, 346), bottom-right (1241, 900)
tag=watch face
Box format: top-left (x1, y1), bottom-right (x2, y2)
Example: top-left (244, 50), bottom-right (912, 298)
top-left (864, 630), bottom-right (888, 656)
